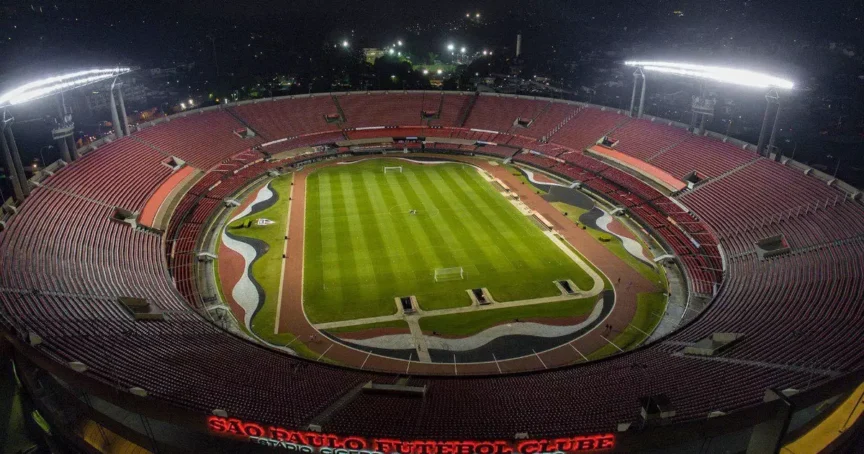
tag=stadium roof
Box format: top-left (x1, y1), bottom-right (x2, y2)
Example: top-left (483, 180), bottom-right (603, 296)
top-left (624, 61), bottom-right (794, 89)
top-left (0, 67), bottom-right (132, 107)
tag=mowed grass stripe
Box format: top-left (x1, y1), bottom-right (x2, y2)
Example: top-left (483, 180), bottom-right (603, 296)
top-left (457, 165), bottom-right (567, 266)
top-left (303, 176), bottom-right (327, 305)
top-left (376, 172), bottom-right (444, 277)
top-left (361, 171), bottom-right (433, 277)
top-left (433, 166), bottom-right (540, 269)
top-left (311, 173), bottom-right (348, 304)
top-left (331, 172), bottom-right (382, 306)
top-left (391, 169), bottom-right (461, 270)
top-left (346, 170), bottom-right (404, 300)
top-left (442, 167), bottom-right (549, 270)
top-left (445, 166), bottom-right (578, 300)
top-left (411, 167), bottom-right (512, 275)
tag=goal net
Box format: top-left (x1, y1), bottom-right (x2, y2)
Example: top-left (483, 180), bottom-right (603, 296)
top-left (434, 267), bottom-right (464, 282)
top-left (383, 166), bottom-right (403, 173)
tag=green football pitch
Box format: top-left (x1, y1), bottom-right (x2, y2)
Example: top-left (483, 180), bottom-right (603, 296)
top-left (302, 159), bottom-right (597, 324)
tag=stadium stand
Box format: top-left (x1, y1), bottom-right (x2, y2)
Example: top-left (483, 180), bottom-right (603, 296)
top-left (649, 136), bottom-right (759, 179)
top-left (611, 118), bottom-right (692, 161)
top-left (552, 107), bottom-right (629, 150)
top-left (135, 110), bottom-right (265, 169)
top-left (229, 96), bottom-right (340, 140)
top-left (337, 93), bottom-right (426, 128)
top-left (2, 93), bottom-right (863, 448)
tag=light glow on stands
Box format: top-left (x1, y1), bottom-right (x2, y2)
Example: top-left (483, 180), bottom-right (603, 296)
top-left (0, 67), bottom-right (132, 107)
top-left (624, 61), bottom-right (794, 89)
top-left (207, 416), bottom-right (615, 453)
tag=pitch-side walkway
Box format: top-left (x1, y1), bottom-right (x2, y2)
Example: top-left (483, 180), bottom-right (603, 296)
top-left (275, 154), bottom-right (660, 374)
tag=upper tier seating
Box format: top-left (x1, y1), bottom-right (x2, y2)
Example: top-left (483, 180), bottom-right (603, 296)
top-left (337, 93), bottom-right (426, 128)
top-left (612, 119), bottom-right (692, 161)
top-left (680, 159), bottom-right (847, 236)
top-left (650, 137), bottom-right (758, 179)
top-left (551, 108), bottom-right (628, 151)
top-left (464, 96), bottom-right (540, 132)
top-left (135, 110), bottom-right (264, 169)
top-left (230, 96), bottom-right (340, 140)
top-left (41, 137), bottom-right (173, 212)
top-left (518, 102), bottom-right (579, 140)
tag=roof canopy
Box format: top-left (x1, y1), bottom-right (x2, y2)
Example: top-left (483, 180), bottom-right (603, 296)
top-left (624, 61), bottom-right (794, 89)
top-left (0, 67), bottom-right (132, 107)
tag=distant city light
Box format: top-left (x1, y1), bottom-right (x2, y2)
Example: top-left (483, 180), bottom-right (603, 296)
top-left (180, 102), bottom-right (187, 109)
top-left (437, 69), bottom-right (443, 75)
top-left (482, 50), bottom-right (488, 56)
top-left (389, 48), bottom-right (395, 55)
top-left (422, 69), bottom-right (429, 75)
top-left (476, 13), bottom-right (480, 18)
top-left (390, 75), bottom-right (396, 79)
top-left (466, 13), bottom-right (470, 18)
top-left (460, 47), bottom-right (466, 53)
top-left (397, 40), bottom-right (403, 46)
top-left (188, 99), bottom-right (194, 106)
top-left (0, 67), bottom-right (132, 107)
top-left (397, 51), bottom-right (401, 56)
top-left (624, 61), bottom-right (794, 89)
top-left (447, 43), bottom-right (455, 51)
top-left (342, 40), bottom-right (349, 48)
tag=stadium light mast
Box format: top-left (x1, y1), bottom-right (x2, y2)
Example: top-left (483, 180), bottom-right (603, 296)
top-left (624, 61), bottom-right (793, 158)
top-left (0, 67), bottom-right (132, 203)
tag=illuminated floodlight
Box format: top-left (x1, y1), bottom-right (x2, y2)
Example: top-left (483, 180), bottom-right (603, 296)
top-left (188, 99), bottom-right (194, 106)
top-left (422, 69), bottom-right (429, 75)
top-left (447, 43), bottom-right (455, 51)
top-left (624, 61), bottom-right (794, 89)
top-left (460, 47), bottom-right (466, 53)
top-left (397, 40), bottom-right (403, 46)
top-left (437, 69), bottom-right (443, 75)
top-left (388, 48), bottom-right (395, 55)
top-left (0, 67), bottom-right (131, 107)
top-left (342, 40), bottom-right (349, 48)
top-left (482, 50), bottom-right (487, 56)
top-left (180, 102), bottom-right (187, 109)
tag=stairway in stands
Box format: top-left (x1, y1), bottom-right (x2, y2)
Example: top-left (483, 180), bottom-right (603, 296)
top-left (225, 107), bottom-right (266, 140)
top-left (456, 92), bottom-right (479, 127)
top-left (678, 157), bottom-right (764, 197)
top-left (645, 135), bottom-right (693, 162)
top-left (541, 106), bottom-right (583, 143)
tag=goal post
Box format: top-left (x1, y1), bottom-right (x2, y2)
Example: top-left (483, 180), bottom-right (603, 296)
top-left (434, 266), bottom-right (464, 282)
top-left (383, 166), bottom-right (403, 173)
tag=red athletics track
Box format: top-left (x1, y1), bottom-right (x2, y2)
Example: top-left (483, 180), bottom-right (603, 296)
top-left (267, 154), bottom-right (660, 375)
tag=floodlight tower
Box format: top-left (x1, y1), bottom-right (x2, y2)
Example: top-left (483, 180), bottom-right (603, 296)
top-left (629, 67), bottom-right (647, 118)
top-left (0, 67), bottom-right (132, 203)
top-left (756, 88), bottom-right (781, 159)
top-left (624, 61), bottom-right (793, 155)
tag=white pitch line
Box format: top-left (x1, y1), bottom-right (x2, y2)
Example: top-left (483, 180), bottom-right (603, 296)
top-left (600, 335), bottom-right (624, 352)
top-left (569, 342), bottom-right (589, 362)
top-left (406, 353), bottom-right (413, 374)
top-left (316, 344), bottom-right (333, 361)
top-left (492, 353), bottom-right (502, 374)
top-left (360, 351), bottom-right (372, 369)
top-left (628, 323), bottom-right (650, 336)
top-left (533, 349), bottom-right (547, 369)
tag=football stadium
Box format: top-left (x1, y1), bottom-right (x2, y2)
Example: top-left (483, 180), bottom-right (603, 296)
top-left (1, 66), bottom-right (863, 453)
